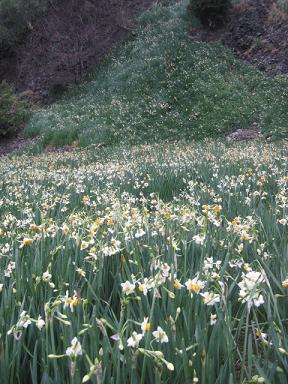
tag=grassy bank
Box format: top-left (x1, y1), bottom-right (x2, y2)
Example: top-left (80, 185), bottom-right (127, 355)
top-left (25, 0), bottom-right (288, 148)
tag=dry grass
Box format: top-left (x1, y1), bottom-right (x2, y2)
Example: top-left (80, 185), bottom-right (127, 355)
top-left (267, 2), bottom-right (288, 23)
top-left (231, 0), bottom-right (250, 14)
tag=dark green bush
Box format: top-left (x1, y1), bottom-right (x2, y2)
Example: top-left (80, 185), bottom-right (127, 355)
top-left (189, 0), bottom-right (231, 28)
top-left (0, 81), bottom-right (28, 137)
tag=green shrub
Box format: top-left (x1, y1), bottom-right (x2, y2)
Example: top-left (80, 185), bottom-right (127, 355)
top-left (277, 0), bottom-right (288, 12)
top-left (189, 0), bottom-right (232, 27)
top-left (0, 81), bottom-right (28, 137)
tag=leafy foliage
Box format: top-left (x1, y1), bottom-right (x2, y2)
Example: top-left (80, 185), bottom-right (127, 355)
top-left (0, 81), bottom-right (28, 137)
top-left (277, 0), bottom-right (288, 12)
top-left (189, 0), bottom-right (232, 27)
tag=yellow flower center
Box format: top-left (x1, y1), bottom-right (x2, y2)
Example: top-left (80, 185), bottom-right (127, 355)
top-left (23, 238), bottom-right (33, 245)
top-left (72, 298), bottom-right (79, 306)
top-left (190, 282), bottom-right (200, 294)
top-left (165, 211), bottom-right (171, 220)
top-left (202, 205), bottom-right (209, 214)
top-left (212, 205), bottom-right (221, 213)
top-left (174, 282), bottom-right (180, 289)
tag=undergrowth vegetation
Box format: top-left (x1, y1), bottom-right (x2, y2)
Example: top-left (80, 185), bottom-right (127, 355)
top-left (1, 140), bottom-right (288, 383)
top-left (25, 0), bottom-right (288, 148)
top-left (277, 0), bottom-right (288, 12)
top-left (189, 0), bottom-right (231, 27)
top-left (0, 81), bottom-right (28, 137)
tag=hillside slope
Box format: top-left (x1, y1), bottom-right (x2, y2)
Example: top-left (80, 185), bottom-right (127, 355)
top-left (0, 0), bottom-right (158, 101)
top-left (25, 0), bottom-right (288, 148)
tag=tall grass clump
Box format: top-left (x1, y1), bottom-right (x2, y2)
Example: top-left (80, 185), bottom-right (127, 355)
top-left (25, 0), bottom-right (288, 148)
top-left (0, 80), bottom-right (29, 137)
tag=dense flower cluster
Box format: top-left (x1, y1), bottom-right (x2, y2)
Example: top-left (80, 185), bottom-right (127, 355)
top-left (0, 140), bottom-right (287, 383)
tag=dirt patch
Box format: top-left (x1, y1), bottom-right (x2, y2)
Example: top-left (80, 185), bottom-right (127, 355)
top-left (0, 132), bottom-right (37, 156)
top-left (226, 123), bottom-right (260, 142)
top-left (44, 143), bottom-right (79, 153)
top-left (0, 0), bottom-right (160, 102)
top-left (191, 0), bottom-right (288, 76)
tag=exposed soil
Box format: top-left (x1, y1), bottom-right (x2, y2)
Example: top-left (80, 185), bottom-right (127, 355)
top-left (0, 131), bottom-right (37, 157)
top-left (0, 0), bottom-right (160, 103)
top-left (226, 123), bottom-right (260, 142)
top-left (191, 0), bottom-right (288, 76)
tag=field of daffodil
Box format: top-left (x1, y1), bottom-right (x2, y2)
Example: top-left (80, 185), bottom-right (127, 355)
top-left (0, 140), bottom-right (288, 383)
